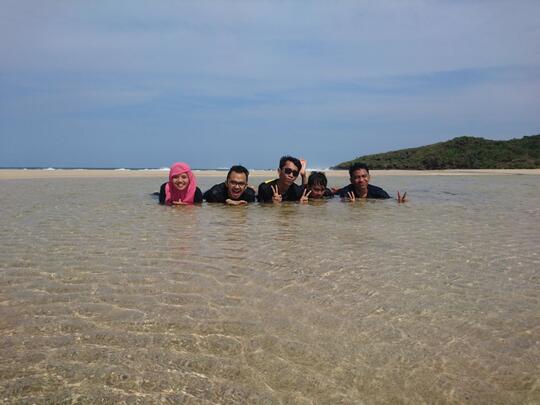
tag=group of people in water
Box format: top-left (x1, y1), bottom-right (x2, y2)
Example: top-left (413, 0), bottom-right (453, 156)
top-left (159, 155), bottom-right (407, 206)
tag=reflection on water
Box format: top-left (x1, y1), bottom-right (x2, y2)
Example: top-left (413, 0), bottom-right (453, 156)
top-left (0, 175), bottom-right (539, 403)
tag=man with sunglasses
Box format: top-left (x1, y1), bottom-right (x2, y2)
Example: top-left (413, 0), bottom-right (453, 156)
top-left (258, 156), bottom-right (306, 203)
top-left (203, 165), bottom-right (256, 205)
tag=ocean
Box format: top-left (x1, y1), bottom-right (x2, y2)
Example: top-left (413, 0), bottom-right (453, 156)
top-left (1, 173), bottom-right (539, 403)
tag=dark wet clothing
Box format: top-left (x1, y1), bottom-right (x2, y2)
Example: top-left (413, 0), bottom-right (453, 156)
top-left (339, 184), bottom-right (390, 199)
top-left (159, 182), bottom-right (203, 205)
top-left (203, 182), bottom-right (256, 203)
top-left (257, 179), bottom-right (305, 202)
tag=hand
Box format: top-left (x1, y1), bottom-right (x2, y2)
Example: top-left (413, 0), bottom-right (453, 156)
top-left (330, 187), bottom-right (341, 195)
top-left (271, 184), bottom-right (282, 203)
top-left (397, 191), bottom-right (408, 203)
top-left (172, 199), bottom-right (185, 205)
top-left (226, 199), bottom-right (248, 206)
top-left (346, 191), bottom-right (355, 202)
top-left (300, 188), bottom-right (312, 203)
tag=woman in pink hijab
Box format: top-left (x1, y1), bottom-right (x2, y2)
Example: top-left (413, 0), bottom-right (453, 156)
top-left (159, 162), bottom-right (203, 205)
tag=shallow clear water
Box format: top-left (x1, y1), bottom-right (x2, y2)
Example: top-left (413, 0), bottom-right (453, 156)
top-left (1, 175), bottom-right (539, 403)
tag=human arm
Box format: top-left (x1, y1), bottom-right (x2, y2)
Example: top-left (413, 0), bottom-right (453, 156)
top-left (159, 183), bottom-right (167, 205)
top-left (194, 188), bottom-right (204, 203)
top-left (300, 159), bottom-right (308, 186)
top-left (225, 199), bottom-right (248, 206)
top-left (243, 187), bottom-right (256, 203)
top-left (257, 182), bottom-right (274, 203)
top-left (203, 184), bottom-right (223, 203)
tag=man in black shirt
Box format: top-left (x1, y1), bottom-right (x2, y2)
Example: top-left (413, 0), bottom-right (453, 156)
top-left (339, 162), bottom-right (391, 201)
top-left (204, 165), bottom-right (256, 205)
top-left (258, 156), bottom-right (306, 203)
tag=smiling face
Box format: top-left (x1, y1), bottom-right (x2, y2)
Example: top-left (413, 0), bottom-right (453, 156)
top-left (350, 168), bottom-right (370, 192)
top-left (226, 171), bottom-right (248, 200)
top-left (278, 160), bottom-right (300, 186)
top-left (172, 173), bottom-right (190, 191)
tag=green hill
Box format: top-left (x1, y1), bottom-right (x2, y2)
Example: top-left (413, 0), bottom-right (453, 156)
top-left (332, 134), bottom-right (540, 170)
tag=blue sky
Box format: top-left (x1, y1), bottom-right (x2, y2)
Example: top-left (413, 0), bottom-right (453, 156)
top-left (1, 1), bottom-right (539, 169)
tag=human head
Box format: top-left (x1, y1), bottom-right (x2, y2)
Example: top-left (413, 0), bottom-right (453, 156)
top-left (226, 165), bottom-right (249, 200)
top-left (349, 162), bottom-right (370, 191)
top-left (307, 171), bottom-right (328, 199)
top-left (169, 162), bottom-right (193, 191)
top-left (278, 155), bottom-right (302, 186)
top-left (166, 162), bottom-right (197, 204)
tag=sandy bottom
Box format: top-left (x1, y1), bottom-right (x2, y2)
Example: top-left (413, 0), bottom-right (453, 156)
top-left (1, 174), bottom-right (539, 403)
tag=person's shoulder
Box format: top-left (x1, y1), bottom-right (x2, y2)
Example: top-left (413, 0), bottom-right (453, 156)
top-left (258, 179), bottom-right (277, 192)
top-left (208, 182), bottom-right (226, 191)
top-left (257, 179), bottom-right (277, 202)
top-left (242, 187), bottom-right (256, 202)
top-left (194, 187), bottom-right (204, 203)
top-left (258, 178), bottom-right (277, 187)
top-left (368, 184), bottom-right (390, 199)
top-left (204, 182), bottom-right (227, 202)
top-left (291, 182), bottom-right (305, 197)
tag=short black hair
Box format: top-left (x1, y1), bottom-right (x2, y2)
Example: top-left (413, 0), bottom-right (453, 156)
top-left (279, 155), bottom-right (302, 171)
top-left (308, 171), bottom-right (328, 188)
top-left (227, 165), bottom-right (249, 181)
top-left (349, 162), bottom-right (370, 177)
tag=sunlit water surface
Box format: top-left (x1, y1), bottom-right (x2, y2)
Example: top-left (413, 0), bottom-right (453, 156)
top-left (1, 175), bottom-right (539, 404)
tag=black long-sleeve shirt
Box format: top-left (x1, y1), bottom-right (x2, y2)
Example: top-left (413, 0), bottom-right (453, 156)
top-left (203, 182), bottom-right (256, 203)
top-left (338, 184), bottom-right (390, 199)
top-left (257, 179), bottom-right (304, 202)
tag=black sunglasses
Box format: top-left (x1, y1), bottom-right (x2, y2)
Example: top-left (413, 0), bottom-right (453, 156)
top-left (283, 168), bottom-right (299, 177)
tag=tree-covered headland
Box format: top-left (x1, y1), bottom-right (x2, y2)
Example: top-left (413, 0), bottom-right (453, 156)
top-left (333, 134), bottom-right (540, 170)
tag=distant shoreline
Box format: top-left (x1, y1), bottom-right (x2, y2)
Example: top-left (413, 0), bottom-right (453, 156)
top-left (1, 168), bottom-right (539, 180)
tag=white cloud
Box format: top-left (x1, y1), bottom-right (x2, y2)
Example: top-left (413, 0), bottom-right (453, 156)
top-left (1, 1), bottom-right (539, 167)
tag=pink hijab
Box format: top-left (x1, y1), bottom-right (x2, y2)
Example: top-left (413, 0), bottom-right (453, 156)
top-left (165, 162), bottom-right (197, 205)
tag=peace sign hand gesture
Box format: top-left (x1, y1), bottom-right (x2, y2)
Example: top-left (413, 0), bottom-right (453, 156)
top-left (397, 191), bottom-right (408, 203)
top-left (346, 191), bottom-right (356, 202)
top-left (271, 184), bottom-right (282, 203)
top-left (300, 188), bottom-right (312, 203)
